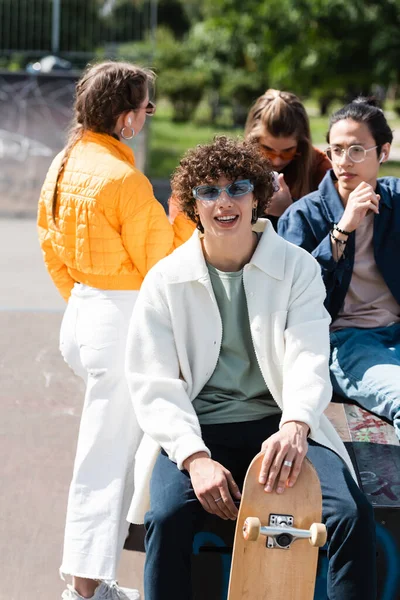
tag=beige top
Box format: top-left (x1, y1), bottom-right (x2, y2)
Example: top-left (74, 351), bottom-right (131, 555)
top-left (332, 212), bottom-right (400, 331)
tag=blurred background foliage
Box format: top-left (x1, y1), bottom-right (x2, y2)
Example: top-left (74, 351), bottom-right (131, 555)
top-left (2, 0), bottom-right (400, 118)
top-left (109, 0), bottom-right (400, 125)
top-left (1, 0), bottom-right (400, 178)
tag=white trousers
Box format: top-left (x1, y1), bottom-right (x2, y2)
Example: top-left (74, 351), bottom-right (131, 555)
top-left (59, 284), bottom-right (141, 580)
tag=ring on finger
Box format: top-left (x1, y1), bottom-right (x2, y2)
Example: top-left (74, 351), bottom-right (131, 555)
top-left (283, 460), bottom-right (293, 468)
top-left (214, 496), bottom-right (223, 503)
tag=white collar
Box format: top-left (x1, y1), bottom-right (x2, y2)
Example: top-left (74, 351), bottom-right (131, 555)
top-left (163, 219), bottom-right (287, 283)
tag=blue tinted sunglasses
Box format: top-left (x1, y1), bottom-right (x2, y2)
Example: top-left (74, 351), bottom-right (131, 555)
top-left (192, 179), bottom-right (254, 202)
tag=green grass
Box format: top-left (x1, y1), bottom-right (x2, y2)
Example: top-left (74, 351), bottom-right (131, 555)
top-left (380, 161), bottom-right (400, 178)
top-left (309, 115), bottom-right (330, 145)
top-left (148, 100), bottom-right (400, 179)
top-left (148, 102), bottom-right (238, 178)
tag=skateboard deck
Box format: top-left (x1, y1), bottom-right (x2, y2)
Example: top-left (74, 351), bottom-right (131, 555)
top-left (227, 453), bottom-right (325, 600)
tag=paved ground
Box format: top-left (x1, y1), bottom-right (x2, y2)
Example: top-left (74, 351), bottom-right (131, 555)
top-left (0, 218), bottom-right (144, 600)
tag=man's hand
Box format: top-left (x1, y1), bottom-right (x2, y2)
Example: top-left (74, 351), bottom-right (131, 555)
top-left (183, 452), bottom-right (241, 520)
top-left (259, 421), bottom-right (309, 494)
top-left (338, 181), bottom-right (380, 232)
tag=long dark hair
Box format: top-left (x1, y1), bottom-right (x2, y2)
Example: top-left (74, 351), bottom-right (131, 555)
top-left (245, 89), bottom-right (313, 199)
top-left (51, 61), bottom-right (155, 220)
top-left (327, 97), bottom-right (393, 153)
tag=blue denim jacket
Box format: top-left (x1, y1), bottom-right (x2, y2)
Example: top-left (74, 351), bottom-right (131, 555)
top-left (278, 171), bottom-right (400, 320)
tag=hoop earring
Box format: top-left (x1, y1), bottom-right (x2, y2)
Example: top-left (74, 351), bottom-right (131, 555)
top-left (120, 126), bottom-right (135, 140)
top-left (251, 206), bottom-right (258, 223)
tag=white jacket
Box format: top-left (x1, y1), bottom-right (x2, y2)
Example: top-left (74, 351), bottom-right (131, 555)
top-left (126, 220), bottom-right (356, 524)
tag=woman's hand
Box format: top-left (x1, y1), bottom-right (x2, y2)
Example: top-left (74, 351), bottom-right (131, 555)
top-left (183, 452), bottom-right (241, 520)
top-left (338, 181), bottom-right (380, 232)
top-left (259, 421), bottom-right (309, 494)
top-left (265, 174), bottom-right (293, 217)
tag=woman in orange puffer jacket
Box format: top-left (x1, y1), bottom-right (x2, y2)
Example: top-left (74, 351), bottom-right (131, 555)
top-left (37, 61), bottom-right (186, 600)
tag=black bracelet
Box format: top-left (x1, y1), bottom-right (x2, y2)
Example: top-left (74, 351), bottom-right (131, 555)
top-left (330, 230), bottom-right (347, 245)
top-left (333, 224), bottom-right (351, 236)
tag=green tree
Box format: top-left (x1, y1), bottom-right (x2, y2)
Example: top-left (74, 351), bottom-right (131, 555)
top-left (117, 0), bottom-right (400, 119)
top-left (372, 0), bottom-right (400, 89)
top-left (190, 0), bottom-right (398, 114)
top-left (158, 69), bottom-right (208, 121)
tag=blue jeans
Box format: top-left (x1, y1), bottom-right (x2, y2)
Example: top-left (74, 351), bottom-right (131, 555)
top-left (330, 323), bottom-right (400, 440)
top-left (144, 416), bottom-right (376, 600)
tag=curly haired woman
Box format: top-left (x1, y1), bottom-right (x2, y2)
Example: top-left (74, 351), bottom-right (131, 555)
top-left (38, 61), bottom-right (187, 600)
top-left (125, 136), bottom-right (376, 600)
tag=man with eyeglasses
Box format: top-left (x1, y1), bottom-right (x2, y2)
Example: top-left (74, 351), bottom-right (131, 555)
top-left (278, 97), bottom-right (400, 442)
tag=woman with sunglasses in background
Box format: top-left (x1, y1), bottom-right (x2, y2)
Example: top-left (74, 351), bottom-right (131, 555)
top-left (278, 97), bottom-right (400, 441)
top-left (125, 136), bottom-right (375, 600)
top-left (38, 61), bottom-right (187, 600)
top-left (244, 89), bottom-right (330, 229)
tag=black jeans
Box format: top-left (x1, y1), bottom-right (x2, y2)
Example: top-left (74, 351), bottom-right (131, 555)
top-left (144, 415), bottom-right (376, 600)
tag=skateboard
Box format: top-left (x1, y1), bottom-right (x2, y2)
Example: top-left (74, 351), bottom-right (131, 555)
top-left (227, 453), bottom-right (327, 600)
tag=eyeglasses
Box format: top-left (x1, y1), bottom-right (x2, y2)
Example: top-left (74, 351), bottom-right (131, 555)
top-left (135, 100), bottom-right (156, 116)
top-left (192, 180), bottom-right (254, 202)
top-left (325, 144), bottom-right (378, 163)
top-left (145, 100), bottom-right (156, 115)
top-left (259, 145), bottom-right (299, 161)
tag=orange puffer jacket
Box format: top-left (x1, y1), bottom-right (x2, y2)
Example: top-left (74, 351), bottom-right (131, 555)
top-left (38, 131), bottom-right (186, 301)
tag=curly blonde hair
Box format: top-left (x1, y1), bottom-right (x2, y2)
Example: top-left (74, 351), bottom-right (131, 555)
top-left (171, 136), bottom-right (275, 230)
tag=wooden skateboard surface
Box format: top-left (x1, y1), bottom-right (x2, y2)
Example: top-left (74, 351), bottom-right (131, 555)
top-left (227, 453), bottom-right (323, 600)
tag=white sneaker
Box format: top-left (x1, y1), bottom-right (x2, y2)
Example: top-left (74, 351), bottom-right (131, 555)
top-left (62, 581), bottom-right (140, 600)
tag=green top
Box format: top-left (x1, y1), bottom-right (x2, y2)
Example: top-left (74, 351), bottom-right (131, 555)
top-left (193, 263), bottom-right (281, 424)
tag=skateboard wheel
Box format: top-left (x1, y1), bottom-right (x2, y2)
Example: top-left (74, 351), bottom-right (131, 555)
top-left (243, 517), bottom-right (261, 541)
top-left (309, 523), bottom-right (327, 547)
